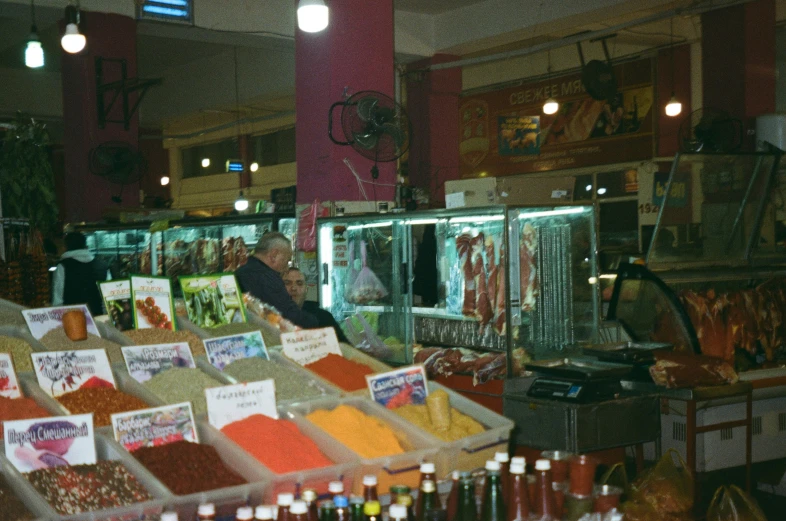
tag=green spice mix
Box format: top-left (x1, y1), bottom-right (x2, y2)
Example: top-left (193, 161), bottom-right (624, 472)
top-left (223, 357), bottom-right (324, 401)
top-left (142, 367), bottom-right (222, 416)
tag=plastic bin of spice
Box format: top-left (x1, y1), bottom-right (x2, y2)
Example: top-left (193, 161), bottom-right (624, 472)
top-left (288, 396), bottom-right (440, 495)
top-left (114, 420), bottom-right (270, 521)
top-left (394, 382), bottom-right (514, 474)
top-left (0, 451), bottom-right (53, 521)
top-left (0, 324), bottom-right (49, 353)
top-left (0, 432), bottom-right (168, 521)
top-left (288, 343), bottom-right (392, 397)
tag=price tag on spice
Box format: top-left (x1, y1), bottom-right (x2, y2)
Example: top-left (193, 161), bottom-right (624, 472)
top-left (22, 305), bottom-right (101, 340)
top-left (0, 353), bottom-right (21, 399)
top-left (281, 327), bottom-right (342, 366)
top-left (121, 343), bottom-right (195, 383)
top-left (179, 274), bottom-right (247, 328)
top-left (32, 349), bottom-right (116, 398)
top-left (205, 379), bottom-right (278, 430)
top-left (4, 413), bottom-right (96, 472)
top-left (99, 280), bottom-right (133, 332)
top-left (203, 331), bottom-right (268, 370)
top-left (130, 276), bottom-right (176, 331)
top-left (366, 365), bottom-right (429, 409)
top-left (111, 402), bottom-right (198, 452)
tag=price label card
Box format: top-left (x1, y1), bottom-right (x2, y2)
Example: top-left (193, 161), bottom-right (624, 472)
top-left (0, 354), bottom-right (21, 399)
top-left (179, 274), bottom-right (247, 328)
top-left (22, 305), bottom-right (101, 340)
top-left (130, 276), bottom-right (176, 331)
top-left (121, 343), bottom-right (195, 383)
top-left (32, 350), bottom-right (116, 397)
top-left (281, 327), bottom-right (342, 366)
top-left (203, 331), bottom-right (268, 370)
top-left (366, 365), bottom-right (429, 409)
top-left (4, 414), bottom-right (96, 472)
top-left (111, 402), bottom-right (198, 452)
top-left (205, 380), bottom-right (277, 430)
top-left (99, 280), bottom-right (133, 332)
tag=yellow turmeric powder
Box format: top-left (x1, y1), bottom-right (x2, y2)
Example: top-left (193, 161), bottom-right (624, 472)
top-left (306, 404), bottom-right (405, 458)
top-left (393, 390), bottom-right (485, 442)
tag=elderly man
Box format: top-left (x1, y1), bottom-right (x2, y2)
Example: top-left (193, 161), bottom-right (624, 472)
top-left (235, 232), bottom-right (317, 328)
top-left (282, 267), bottom-right (349, 343)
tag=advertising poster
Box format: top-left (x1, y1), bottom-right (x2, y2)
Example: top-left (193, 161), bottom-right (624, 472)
top-left (111, 402), bottom-right (197, 452)
top-left (99, 280), bottom-right (133, 331)
top-left (366, 365), bottom-right (428, 409)
top-left (4, 414), bottom-right (96, 471)
top-left (22, 305), bottom-right (100, 340)
top-left (32, 349), bottom-right (116, 397)
top-left (130, 276), bottom-right (176, 331)
top-left (498, 115), bottom-right (540, 155)
top-left (179, 274), bottom-right (247, 328)
top-left (122, 343), bottom-right (195, 383)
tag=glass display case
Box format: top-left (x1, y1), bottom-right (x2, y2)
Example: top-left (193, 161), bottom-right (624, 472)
top-left (77, 224), bottom-right (155, 278)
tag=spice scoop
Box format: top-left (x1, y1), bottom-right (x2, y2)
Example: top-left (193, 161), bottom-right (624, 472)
top-left (62, 310), bottom-right (88, 341)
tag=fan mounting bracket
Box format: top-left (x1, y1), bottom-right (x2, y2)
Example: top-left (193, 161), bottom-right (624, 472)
top-left (95, 57), bottom-right (162, 130)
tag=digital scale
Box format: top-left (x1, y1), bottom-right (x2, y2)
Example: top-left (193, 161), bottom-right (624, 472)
top-left (524, 358), bottom-right (632, 403)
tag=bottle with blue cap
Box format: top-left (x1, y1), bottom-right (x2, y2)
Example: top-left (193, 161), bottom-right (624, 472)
top-left (334, 493), bottom-right (349, 521)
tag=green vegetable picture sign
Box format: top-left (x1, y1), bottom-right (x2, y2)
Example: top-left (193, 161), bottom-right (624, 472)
top-left (99, 280), bottom-right (133, 331)
top-left (179, 274), bottom-right (247, 328)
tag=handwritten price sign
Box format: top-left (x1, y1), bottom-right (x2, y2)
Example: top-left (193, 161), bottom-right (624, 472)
top-left (281, 327), bottom-right (342, 366)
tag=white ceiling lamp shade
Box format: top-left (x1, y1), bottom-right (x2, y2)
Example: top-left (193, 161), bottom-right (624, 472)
top-left (543, 98), bottom-right (559, 115)
top-left (201, 157), bottom-right (210, 168)
top-left (61, 5), bottom-right (86, 54)
top-left (234, 191), bottom-right (249, 212)
top-left (665, 94), bottom-right (682, 117)
top-left (297, 0), bottom-right (329, 33)
top-left (26, 29), bottom-right (44, 69)
top-left (160, 176), bottom-right (170, 186)
top-left (249, 162), bottom-right (259, 172)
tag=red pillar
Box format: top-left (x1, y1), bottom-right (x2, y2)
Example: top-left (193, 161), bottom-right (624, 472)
top-left (294, 0), bottom-right (395, 204)
top-left (61, 11), bottom-right (140, 222)
top-left (406, 55), bottom-right (462, 207)
top-left (702, 0), bottom-right (776, 149)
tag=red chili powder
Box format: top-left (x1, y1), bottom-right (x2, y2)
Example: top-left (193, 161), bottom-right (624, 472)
top-left (221, 414), bottom-right (333, 474)
top-left (0, 396), bottom-right (50, 438)
top-left (304, 353), bottom-right (374, 391)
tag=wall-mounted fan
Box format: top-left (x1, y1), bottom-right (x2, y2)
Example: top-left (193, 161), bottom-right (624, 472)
top-left (328, 90), bottom-right (411, 178)
top-left (678, 108), bottom-right (743, 153)
top-left (89, 141), bottom-right (147, 203)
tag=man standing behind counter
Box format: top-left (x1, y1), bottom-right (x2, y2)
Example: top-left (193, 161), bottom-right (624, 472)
top-left (283, 267), bottom-right (349, 343)
top-left (235, 232), bottom-right (318, 328)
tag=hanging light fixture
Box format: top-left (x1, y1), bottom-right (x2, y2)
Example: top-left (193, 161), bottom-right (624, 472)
top-left (249, 162), bottom-right (259, 172)
top-left (665, 17), bottom-right (682, 118)
top-left (61, 3), bottom-right (86, 54)
top-left (543, 49), bottom-right (558, 115)
top-left (160, 176), bottom-right (170, 186)
top-left (234, 191), bottom-right (249, 212)
top-left (297, 0), bottom-right (329, 33)
top-left (201, 157), bottom-right (210, 168)
top-left (25, 1), bottom-right (44, 68)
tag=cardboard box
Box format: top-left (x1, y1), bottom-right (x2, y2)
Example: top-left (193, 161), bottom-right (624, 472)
top-left (445, 176), bottom-right (575, 208)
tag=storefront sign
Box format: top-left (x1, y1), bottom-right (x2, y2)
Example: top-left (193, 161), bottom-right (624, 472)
top-left (281, 327), bottom-right (342, 366)
top-left (459, 58), bottom-right (654, 178)
top-left (99, 280), bottom-right (133, 331)
top-left (122, 343), bottom-right (195, 383)
top-left (130, 276), bottom-right (176, 331)
top-left (0, 354), bottom-right (21, 399)
top-left (205, 380), bottom-right (277, 430)
top-left (32, 350), bottom-right (116, 398)
top-left (367, 366), bottom-right (429, 409)
top-left (111, 402), bottom-right (197, 452)
top-left (4, 414), bottom-right (96, 471)
top-left (271, 186), bottom-right (297, 214)
top-left (203, 331), bottom-right (268, 370)
top-left (22, 305), bottom-right (100, 340)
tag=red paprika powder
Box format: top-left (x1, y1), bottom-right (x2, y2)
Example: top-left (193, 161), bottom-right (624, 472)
top-left (221, 414), bottom-right (333, 474)
top-left (304, 354), bottom-right (374, 391)
top-left (0, 396), bottom-right (50, 438)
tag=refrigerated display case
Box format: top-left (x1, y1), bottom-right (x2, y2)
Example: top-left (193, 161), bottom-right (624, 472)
top-left (76, 224), bottom-right (156, 278)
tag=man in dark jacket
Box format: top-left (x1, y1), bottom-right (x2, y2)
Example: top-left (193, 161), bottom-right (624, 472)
top-left (235, 232), bottom-right (318, 328)
top-left (51, 232), bottom-right (109, 316)
top-left (283, 267), bottom-right (349, 343)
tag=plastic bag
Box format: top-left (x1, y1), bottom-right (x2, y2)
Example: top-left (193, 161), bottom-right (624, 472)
top-left (342, 313), bottom-right (392, 359)
top-left (242, 293), bottom-right (298, 333)
top-left (296, 200), bottom-right (328, 252)
top-left (628, 449), bottom-right (694, 515)
top-left (346, 240), bottom-right (388, 304)
top-left (706, 486), bottom-right (767, 521)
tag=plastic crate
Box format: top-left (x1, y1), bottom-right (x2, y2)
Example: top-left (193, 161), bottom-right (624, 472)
top-left (207, 409), bottom-right (359, 502)
top-left (114, 421), bottom-right (270, 520)
top-left (1, 432), bottom-right (168, 521)
top-left (0, 452), bottom-right (52, 521)
top-left (287, 396), bottom-right (440, 495)
top-left (388, 382), bottom-right (514, 475)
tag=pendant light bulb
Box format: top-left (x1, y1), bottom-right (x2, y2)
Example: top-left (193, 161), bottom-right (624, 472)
top-left (235, 192), bottom-right (249, 212)
top-left (160, 176), bottom-right (170, 186)
top-left (297, 0), bottom-right (329, 33)
top-left (25, 28), bottom-right (44, 68)
top-left (543, 98), bottom-right (559, 115)
top-left (665, 95), bottom-right (682, 117)
top-left (249, 162), bottom-right (259, 172)
top-left (61, 23), bottom-right (85, 53)
top-left (201, 157), bottom-right (210, 168)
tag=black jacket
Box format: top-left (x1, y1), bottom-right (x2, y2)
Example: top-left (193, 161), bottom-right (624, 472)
top-left (235, 257), bottom-right (318, 328)
top-left (303, 301), bottom-right (349, 343)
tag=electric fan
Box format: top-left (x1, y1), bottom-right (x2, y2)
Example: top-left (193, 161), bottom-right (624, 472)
top-left (89, 141), bottom-right (147, 203)
top-left (678, 108), bottom-right (743, 153)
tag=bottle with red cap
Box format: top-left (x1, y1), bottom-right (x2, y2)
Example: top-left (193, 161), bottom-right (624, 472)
top-left (362, 475), bottom-right (379, 502)
top-left (277, 493), bottom-right (295, 521)
top-left (445, 470), bottom-right (461, 521)
top-left (534, 459), bottom-right (556, 520)
top-left (506, 458), bottom-right (530, 521)
top-left (290, 500), bottom-right (309, 521)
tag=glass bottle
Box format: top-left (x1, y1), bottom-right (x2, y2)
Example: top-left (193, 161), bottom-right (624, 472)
top-left (454, 474), bottom-right (478, 521)
top-left (334, 494), bottom-right (349, 521)
top-left (237, 507), bottom-right (255, 521)
top-left (494, 452), bottom-right (510, 504)
top-left (291, 500), bottom-right (309, 521)
top-left (302, 489), bottom-right (319, 521)
top-left (390, 485), bottom-right (411, 506)
top-left (277, 492), bottom-right (295, 521)
top-left (362, 475), bottom-right (379, 503)
top-left (446, 470), bottom-right (461, 521)
top-left (329, 481), bottom-right (345, 496)
top-left (349, 495), bottom-right (365, 521)
top-left (363, 501), bottom-right (381, 521)
top-left (320, 500), bottom-right (337, 521)
top-left (415, 462), bottom-right (436, 516)
top-left (506, 458), bottom-right (530, 521)
top-left (480, 462), bottom-right (505, 521)
top-left (160, 512), bottom-right (178, 521)
top-left (416, 480), bottom-right (441, 521)
top-left (197, 503), bottom-right (216, 521)
top-left (534, 459), bottom-right (556, 519)
top-left (390, 504), bottom-right (409, 521)
top-left (255, 506), bottom-right (275, 521)
top-left (396, 493), bottom-right (416, 521)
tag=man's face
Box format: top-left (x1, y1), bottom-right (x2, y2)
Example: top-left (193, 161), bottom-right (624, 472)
top-left (283, 269), bottom-right (307, 307)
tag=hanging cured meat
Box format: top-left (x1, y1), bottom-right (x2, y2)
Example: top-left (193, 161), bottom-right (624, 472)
top-left (493, 245), bottom-right (506, 335)
top-left (473, 254), bottom-right (493, 329)
top-left (456, 234), bottom-right (475, 316)
top-left (485, 237), bottom-right (498, 305)
top-left (520, 223), bottom-right (539, 312)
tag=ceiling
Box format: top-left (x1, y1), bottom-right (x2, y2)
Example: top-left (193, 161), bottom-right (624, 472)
top-left (394, 0), bottom-right (489, 14)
